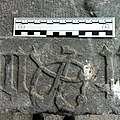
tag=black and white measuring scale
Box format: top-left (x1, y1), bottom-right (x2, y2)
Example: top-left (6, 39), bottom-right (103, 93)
top-left (13, 17), bottom-right (115, 38)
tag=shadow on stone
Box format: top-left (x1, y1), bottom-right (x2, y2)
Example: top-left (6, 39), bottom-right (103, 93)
top-left (32, 113), bottom-right (44, 120)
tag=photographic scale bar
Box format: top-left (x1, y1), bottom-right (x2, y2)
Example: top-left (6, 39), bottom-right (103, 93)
top-left (13, 17), bottom-right (115, 38)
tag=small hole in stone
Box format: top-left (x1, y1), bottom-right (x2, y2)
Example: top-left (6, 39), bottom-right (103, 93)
top-left (85, 67), bottom-right (89, 69)
top-left (89, 70), bottom-right (91, 73)
top-left (94, 75), bottom-right (97, 78)
top-left (63, 115), bottom-right (75, 120)
top-left (32, 113), bottom-right (44, 120)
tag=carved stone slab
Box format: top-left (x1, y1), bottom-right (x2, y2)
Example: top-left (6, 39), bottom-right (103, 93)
top-left (0, 37), bottom-right (120, 115)
top-left (1, 0), bottom-right (120, 118)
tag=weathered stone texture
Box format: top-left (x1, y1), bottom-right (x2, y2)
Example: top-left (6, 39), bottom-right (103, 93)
top-left (0, 37), bottom-right (115, 115)
top-left (0, 113), bottom-right (13, 120)
top-left (0, 0), bottom-right (118, 36)
top-left (0, 36), bottom-right (119, 118)
top-left (0, 113), bottom-right (32, 120)
top-left (0, 0), bottom-right (120, 119)
top-left (13, 113), bottom-right (32, 120)
top-left (43, 114), bottom-right (64, 120)
top-left (75, 115), bottom-right (120, 120)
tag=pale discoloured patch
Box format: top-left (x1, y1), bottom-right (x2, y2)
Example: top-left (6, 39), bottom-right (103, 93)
top-left (111, 79), bottom-right (120, 99)
top-left (84, 63), bottom-right (97, 81)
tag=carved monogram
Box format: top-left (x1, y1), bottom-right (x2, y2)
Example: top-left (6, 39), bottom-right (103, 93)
top-left (0, 44), bottom-right (119, 113)
top-left (29, 45), bottom-right (85, 111)
top-left (29, 45), bottom-right (99, 112)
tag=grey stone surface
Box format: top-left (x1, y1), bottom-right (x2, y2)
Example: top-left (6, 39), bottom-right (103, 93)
top-left (0, 37), bottom-right (119, 115)
top-left (43, 113), bottom-right (64, 120)
top-left (75, 115), bottom-right (120, 120)
top-left (0, 0), bottom-right (119, 37)
top-left (13, 113), bottom-right (32, 120)
top-left (0, 0), bottom-right (120, 119)
top-left (0, 113), bottom-right (13, 120)
top-left (0, 113), bottom-right (31, 120)
top-left (0, 0), bottom-right (87, 36)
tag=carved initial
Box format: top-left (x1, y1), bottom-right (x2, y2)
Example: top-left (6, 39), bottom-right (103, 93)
top-left (3, 55), bottom-right (17, 95)
top-left (1, 54), bottom-right (28, 95)
top-left (99, 45), bottom-right (115, 99)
